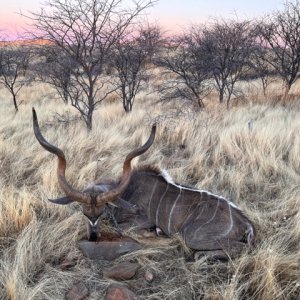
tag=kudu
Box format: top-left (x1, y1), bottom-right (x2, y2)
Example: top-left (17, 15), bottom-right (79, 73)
top-left (33, 108), bottom-right (255, 258)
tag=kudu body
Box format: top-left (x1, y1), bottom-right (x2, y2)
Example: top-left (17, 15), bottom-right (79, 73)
top-left (33, 108), bottom-right (255, 258)
top-left (115, 168), bottom-right (255, 256)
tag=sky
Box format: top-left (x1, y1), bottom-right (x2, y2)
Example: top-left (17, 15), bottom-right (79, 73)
top-left (0, 0), bottom-right (285, 39)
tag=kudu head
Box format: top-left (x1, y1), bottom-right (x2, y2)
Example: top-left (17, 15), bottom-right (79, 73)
top-left (32, 108), bottom-right (156, 241)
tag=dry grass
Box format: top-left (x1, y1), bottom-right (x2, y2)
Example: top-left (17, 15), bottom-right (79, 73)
top-left (0, 81), bottom-right (299, 300)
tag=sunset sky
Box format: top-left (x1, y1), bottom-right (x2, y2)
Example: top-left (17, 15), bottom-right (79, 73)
top-left (0, 0), bottom-right (284, 39)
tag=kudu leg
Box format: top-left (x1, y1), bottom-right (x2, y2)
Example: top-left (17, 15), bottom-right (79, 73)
top-left (190, 238), bottom-right (249, 260)
top-left (194, 250), bottom-right (229, 261)
top-left (183, 223), bottom-right (249, 259)
top-left (116, 214), bottom-right (160, 238)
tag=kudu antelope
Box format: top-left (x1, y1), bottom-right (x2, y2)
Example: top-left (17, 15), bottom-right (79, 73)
top-left (33, 108), bottom-right (255, 258)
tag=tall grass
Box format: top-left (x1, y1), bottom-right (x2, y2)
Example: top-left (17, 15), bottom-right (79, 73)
top-left (0, 82), bottom-right (299, 299)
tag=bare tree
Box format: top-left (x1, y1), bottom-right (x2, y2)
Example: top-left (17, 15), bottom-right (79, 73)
top-left (0, 43), bottom-right (32, 112)
top-left (136, 23), bottom-right (163, 62)
top-left (27, 0), bottom-right (156, 130)
top-left (112, 40), bottom-right (148, 112)
top-left (33, 45), bottom-right (76, 104)
top-left (257, 0), bottom-right (300, 96)
top-left (201, 20), bottom-right (255, 107)
top-left (112, 25), bottom-right (161, 112)
top-left (249, 44), bottom-right (276, 96)
top-left (155, 31), bottom-right (212, 108)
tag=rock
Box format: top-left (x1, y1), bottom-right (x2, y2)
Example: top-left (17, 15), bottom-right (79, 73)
top-left (66, 282), bottom-right (89, 300)
top-left (78, 237), bottom-right (142, 261)
top-left (127, 280), bottom-right (144, 291)
top-left (104, 284), bottom-right (138, 300)
top-left (103, 262), bottom-right (140, 280)
top-left (144, 270), bottom-right (154, 282)
top-left (59, 258), bottom-right (76, 270)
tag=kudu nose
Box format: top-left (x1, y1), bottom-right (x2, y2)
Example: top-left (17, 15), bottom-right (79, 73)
top-left (88, 222), bottom-right (100, 242)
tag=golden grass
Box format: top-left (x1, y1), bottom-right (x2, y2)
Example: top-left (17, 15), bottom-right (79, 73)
top-left (0, 81), bottom-right (299, 299)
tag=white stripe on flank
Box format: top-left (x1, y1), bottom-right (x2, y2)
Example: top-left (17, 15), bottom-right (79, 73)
top-left (148, 181), bottom-right (158, 218)
top-left (194, 198), bottom-right (220, 235)
top-left (194, 200), bottom-right (208, 221)
top-left (221, 201), bottom-right (233, 237)
top-left (167, 189), bottom-right (182, 234)
top-left (156, 184), bottom-right (169, 226)
top-left (160, 169), bottom-right (239, 209)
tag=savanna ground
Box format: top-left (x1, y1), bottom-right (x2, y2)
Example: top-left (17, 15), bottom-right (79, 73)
top-left (0, 78), bottom-right (299, 299)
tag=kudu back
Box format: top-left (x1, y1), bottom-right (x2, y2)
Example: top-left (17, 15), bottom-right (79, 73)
top-left (33, 108), bottom-right (255, 258)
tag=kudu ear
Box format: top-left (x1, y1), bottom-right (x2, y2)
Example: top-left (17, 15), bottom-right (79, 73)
top-left (48, 197), bottom-right (74, 205)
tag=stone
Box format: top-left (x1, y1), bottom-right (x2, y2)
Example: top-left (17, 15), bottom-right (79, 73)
top-left (78, 236), bottom-right (142, 261)
top-left (127, 280), bottom-right (144, 291)
top-left (104, 284), bottom-right (139, 300)
top-left (144, 270), bottom-right (154, 282)
top-left (59, 258), bottom-right (76, 270)
top-left (103, 262), bottom-right (140, 280)
top-left (66, 282), bottom-right (89, 300)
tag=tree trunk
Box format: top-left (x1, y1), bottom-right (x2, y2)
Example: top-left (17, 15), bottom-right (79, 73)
top-left (124, 99), bottom-right (133, 112)
top-left (86, 109), bottom-right (93, 131)
top-left (282, 82), bottom-right (291, 102)
top-left (226, 97), bottom-right (230, 109)
top-left (219, 86), bottom-right (225, 103)
top-left (197, 96), bottom-right (204, 108)
top-left (226, 89), bottom-right (233, 109)
top-left (261, 77), bottom-right (268, 97)
top-left (12, 93), bottom-right (18, 112)
top-left (86, 84), bottom-right (94, 130)
top-left (63, 87), bottom-right (69, 104)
